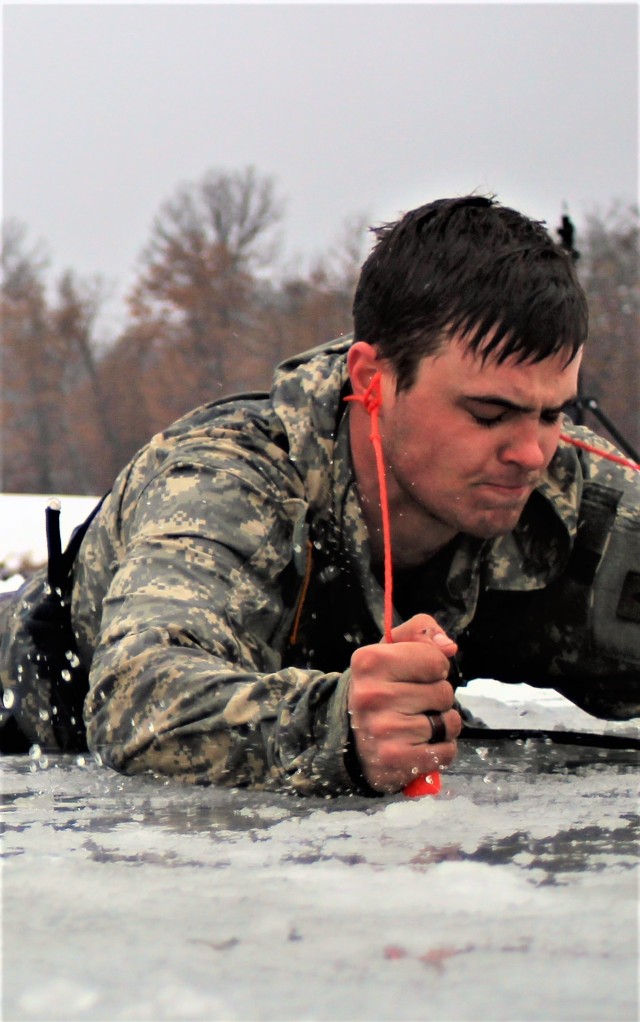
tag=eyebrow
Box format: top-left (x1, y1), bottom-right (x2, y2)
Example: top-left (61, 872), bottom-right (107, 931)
top-left (463, 394), bottom-right (577, 415)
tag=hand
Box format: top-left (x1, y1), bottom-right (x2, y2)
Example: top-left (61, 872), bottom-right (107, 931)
top-left (347, 614), bottom-right (462, 793)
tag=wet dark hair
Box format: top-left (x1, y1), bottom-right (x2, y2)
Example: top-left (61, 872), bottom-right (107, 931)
top-left (352, 195), bottom-right (588, 391)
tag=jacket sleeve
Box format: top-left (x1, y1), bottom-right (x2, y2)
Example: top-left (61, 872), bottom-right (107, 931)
top-left (80, 438), bottom-right (361, 795)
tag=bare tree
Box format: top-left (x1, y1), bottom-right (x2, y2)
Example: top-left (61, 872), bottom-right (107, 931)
top-left (51, 271), bottom-right (123, 489)
top-left (577, 202), bottom-right (639, 453)
top-left (1, 222), bottom-right (60, 492)
top-left (248, 211), bottom-right (370, 374)
top-left (1, 223), bottom-right (120, 494)
top-left (126, 167), bottom-right (284, 408)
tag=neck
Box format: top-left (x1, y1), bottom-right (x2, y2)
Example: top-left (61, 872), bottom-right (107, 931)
top-left (349, 404), bottom-right (457, 569)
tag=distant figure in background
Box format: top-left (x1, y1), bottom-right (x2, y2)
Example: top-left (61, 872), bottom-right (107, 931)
top-left (1, 195), bottom-right (638, 795)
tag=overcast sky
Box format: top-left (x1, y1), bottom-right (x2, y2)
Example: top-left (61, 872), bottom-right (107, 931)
top-left (3, 2), bottom-right (638, 332)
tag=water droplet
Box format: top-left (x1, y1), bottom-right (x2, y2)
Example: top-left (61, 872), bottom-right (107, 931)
top-left (38, 709), bottom-right (50, 721)
top-left (29, 743), bottom-right (42, 760)
top-left (3, 689), bottom-right (15, 709)
top-left (60, 670), bottom-right (72, 682)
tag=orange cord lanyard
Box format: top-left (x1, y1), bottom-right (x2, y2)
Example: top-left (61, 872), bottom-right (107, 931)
top-left (346, 373), bottom-right (441, 796)
top-left (345, 372), bottom-right (394, 643)
top-left (559, 433), bottom-right (640, 472)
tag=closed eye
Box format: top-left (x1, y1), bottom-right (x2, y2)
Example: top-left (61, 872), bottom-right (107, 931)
top-left (541, 408), bottom-right (565, 425)
top-left (471, 411), bottom-right (507, 428)
top-left (470, 405), bottom-right (568, 428)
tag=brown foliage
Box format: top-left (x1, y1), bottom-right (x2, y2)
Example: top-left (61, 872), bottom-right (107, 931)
top-left (4, 178), bottom-right (635, 499)
top-left (577, 203), bottom-right (639, 454)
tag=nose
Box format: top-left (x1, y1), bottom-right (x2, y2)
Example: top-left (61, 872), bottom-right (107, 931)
top-left (498, 422), bottom-right (548, 471)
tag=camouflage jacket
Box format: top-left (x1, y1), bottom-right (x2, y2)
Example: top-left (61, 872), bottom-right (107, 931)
top-left (2, 338), bottom-right (639, 792)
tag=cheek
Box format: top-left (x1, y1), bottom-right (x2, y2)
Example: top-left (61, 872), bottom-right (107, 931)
top-left (541, 426), bottom-right (562, 463)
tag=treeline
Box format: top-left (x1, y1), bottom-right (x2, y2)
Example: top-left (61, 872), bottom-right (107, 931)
top-left (1, 167), bottom-right (638, 495)
top-left (574, 201), bottom-right (639, 460)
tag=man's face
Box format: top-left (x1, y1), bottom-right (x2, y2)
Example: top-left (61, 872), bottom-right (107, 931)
top-left (377, 335), bottom-right (582, 546)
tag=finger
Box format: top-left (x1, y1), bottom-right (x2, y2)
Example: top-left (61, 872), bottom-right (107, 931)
top-left (387, 613), bottom-right (458, 653)
top-left (421, 707), bottom-right (462, 745)
top-left (349, 676), bottom-right (456, 720)
top-left (351, 640), bottom-right (451, 687)
top-left (386, 705), bottom-right (462, 743)
top-left (352, 702), bottom-right (460, 758)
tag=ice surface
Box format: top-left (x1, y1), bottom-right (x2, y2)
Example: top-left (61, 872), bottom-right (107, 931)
top-left (2, 728), bottom-right (638, 1022)
top-left (1, 494), bottom-right (639, 1021)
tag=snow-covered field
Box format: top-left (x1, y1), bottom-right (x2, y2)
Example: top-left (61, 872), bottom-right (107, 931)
top-left (1, 493), bottom-right (638, 1022)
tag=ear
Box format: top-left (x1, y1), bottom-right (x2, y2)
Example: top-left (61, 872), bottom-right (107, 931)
top-left (347, 341), bottom-right (382, 396)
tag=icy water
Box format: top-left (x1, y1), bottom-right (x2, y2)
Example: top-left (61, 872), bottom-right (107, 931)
top-left (2, 690), bottom-right (639, 1022)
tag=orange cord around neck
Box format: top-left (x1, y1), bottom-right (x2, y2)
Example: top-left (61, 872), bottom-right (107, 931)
top-left (345, 371), bottom-right (395, 643)
top-left (560, 433), bottom-right (640, 472)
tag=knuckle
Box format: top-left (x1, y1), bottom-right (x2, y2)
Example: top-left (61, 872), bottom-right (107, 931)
top-left (438, 740), bottom-right (458, 766)
top-left (424, 678), bottom-right (451, 708)
top-left (367, 716), bottom-right (394, 743)
top-left (350, 645), bottom-right (379, 676)
top-left (412, 613), bottom-right (438, 632)
top-left (448, 708), bottom-right (463, 737)
top-left (349, 679), bottom-right (384, 716)
top-left (376, 741), bottom-right (404, 771)
top-left (442, 680), bottom-right (456, 706)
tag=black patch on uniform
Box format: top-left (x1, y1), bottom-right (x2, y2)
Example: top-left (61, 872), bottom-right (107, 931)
top-left (617, 571), bottom-right (640, 624)
top-left (565, 483), bottom-right (623, 587)
top-left (566, 548), bottom-right (602, 587)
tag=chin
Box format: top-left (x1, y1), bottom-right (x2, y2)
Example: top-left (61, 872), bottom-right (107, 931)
top-left (467, 511), bottom-right (525, 538)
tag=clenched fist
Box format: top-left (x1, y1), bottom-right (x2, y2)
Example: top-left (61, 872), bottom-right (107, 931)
top-left (348, 614), bottom-right (462, 792)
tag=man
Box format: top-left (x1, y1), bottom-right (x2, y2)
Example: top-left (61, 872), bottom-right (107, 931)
top-left (1, 195), bottom-right (638, 795)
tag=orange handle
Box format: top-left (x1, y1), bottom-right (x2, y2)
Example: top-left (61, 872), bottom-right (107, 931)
top-left (403, 771), bottom-right (441, 797)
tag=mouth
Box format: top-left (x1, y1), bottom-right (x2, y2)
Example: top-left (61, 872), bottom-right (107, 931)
top-left (476, 481), bottom-right (535, 501)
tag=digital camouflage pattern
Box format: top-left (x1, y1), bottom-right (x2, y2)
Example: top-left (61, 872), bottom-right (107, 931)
top-left (1, 337), bottom-right (639, 793)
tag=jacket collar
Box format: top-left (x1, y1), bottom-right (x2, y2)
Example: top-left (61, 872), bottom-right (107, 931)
top-left (486, 437), bottom-right (582, 591)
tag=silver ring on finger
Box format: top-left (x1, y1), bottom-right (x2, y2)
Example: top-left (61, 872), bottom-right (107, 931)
top-left (425, 711), bottom-right (447, 745)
